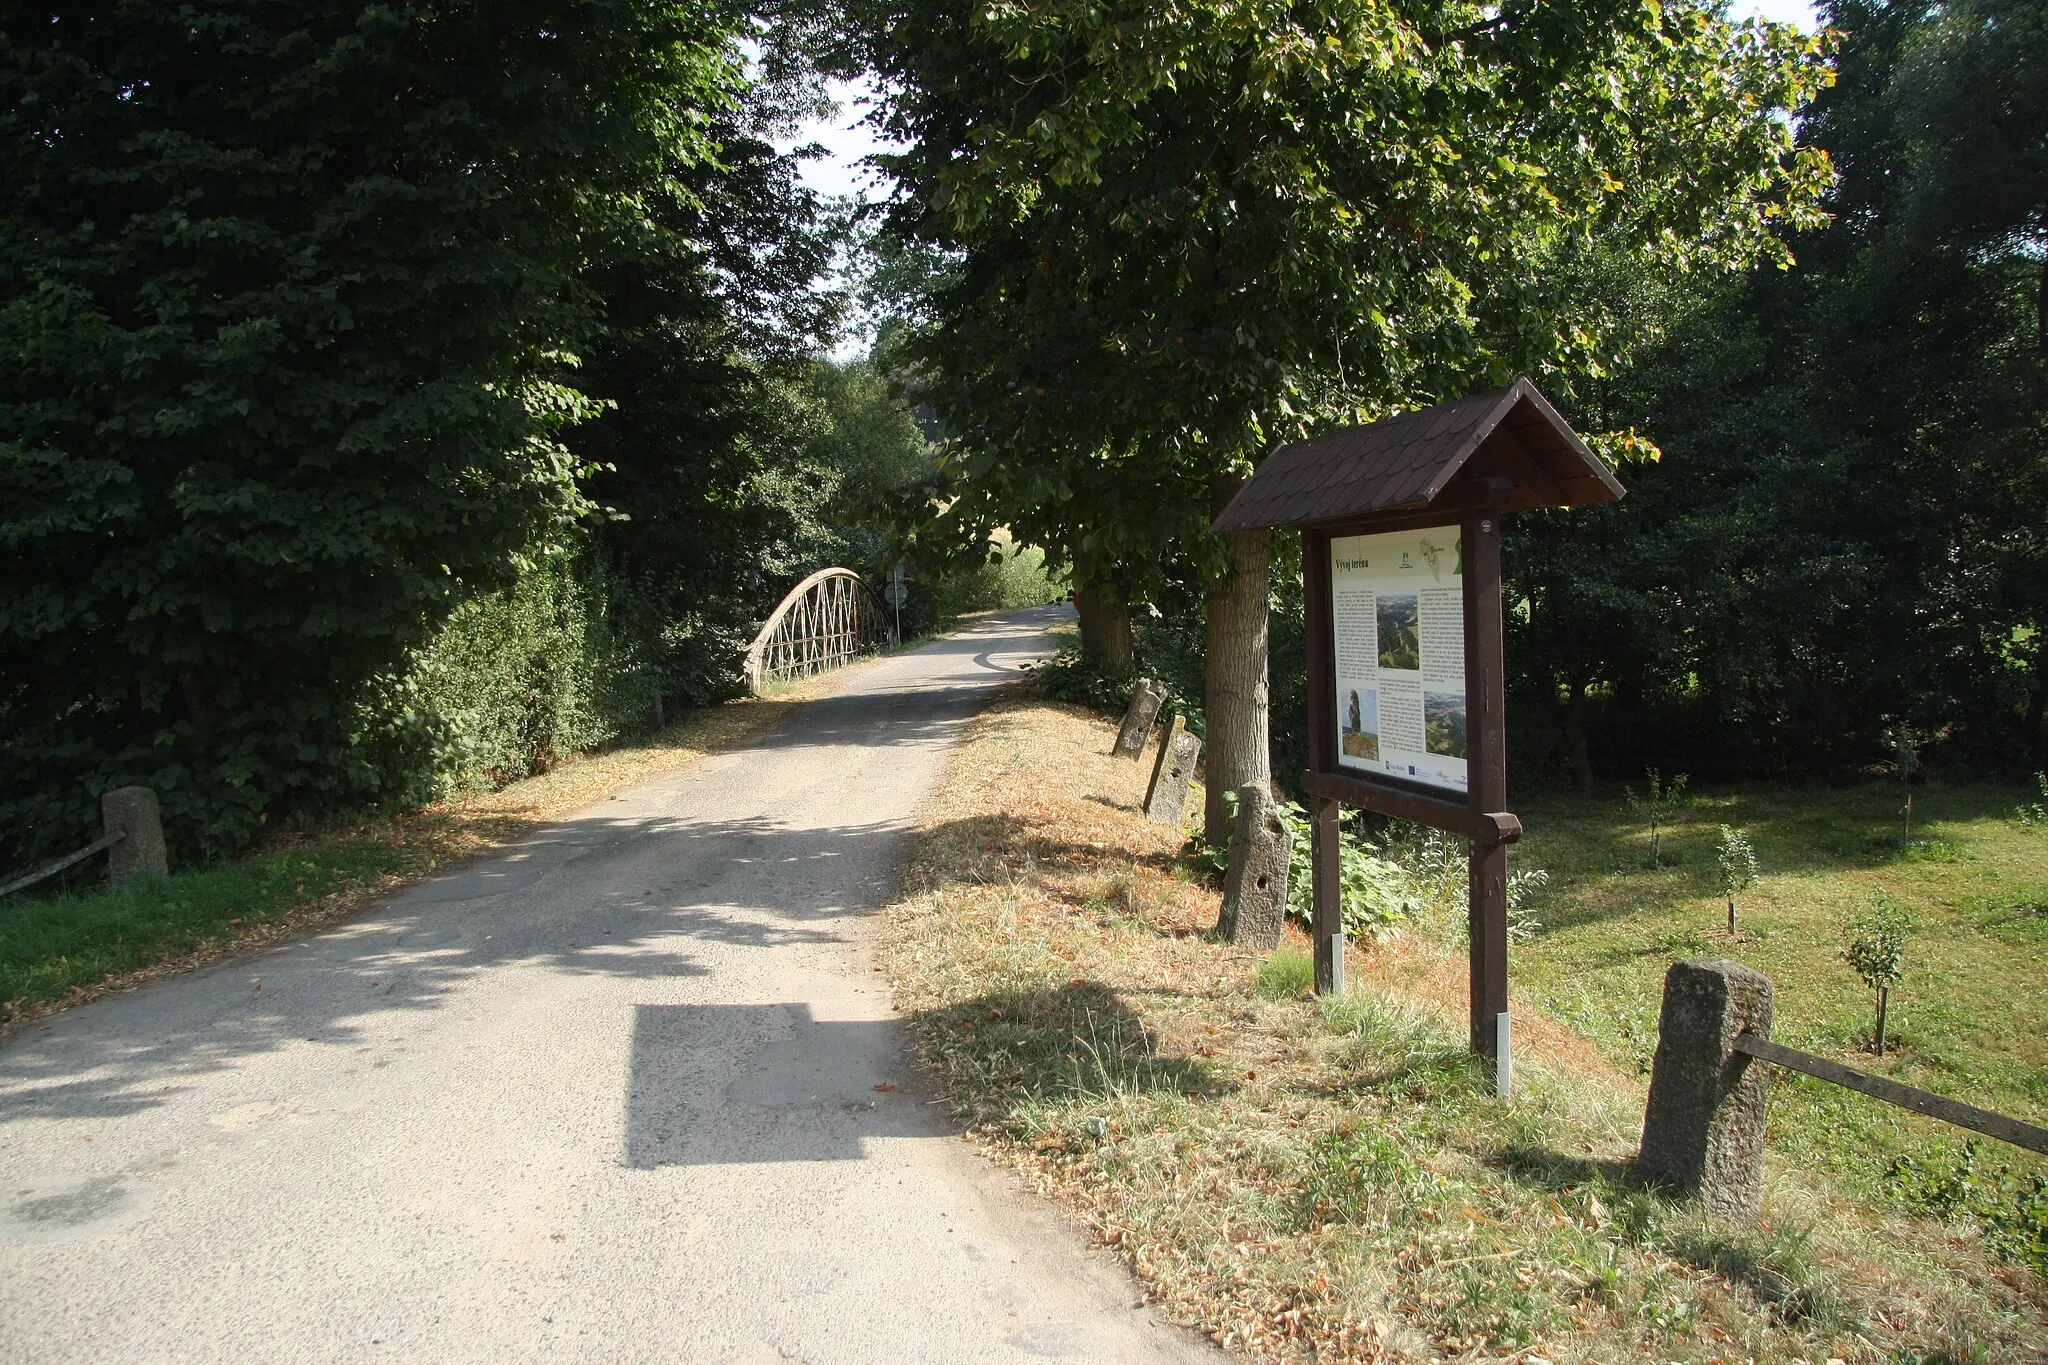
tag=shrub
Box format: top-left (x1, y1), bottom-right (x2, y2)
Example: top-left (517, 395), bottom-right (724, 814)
top-left (1842, 894), bottom-right (1913, 1056)
top-left (404, 551), bottom-right (659, 795)
top-left (1189, 792), bottom-right (1423, 939)
top-left (1034, 647), bottom-right (1139, 714)
top-left (1717, 824), bottom-right (1760, 933)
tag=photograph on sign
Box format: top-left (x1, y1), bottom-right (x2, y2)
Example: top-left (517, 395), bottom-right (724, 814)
top-left (1329, 529), bottom-right (1467, 797)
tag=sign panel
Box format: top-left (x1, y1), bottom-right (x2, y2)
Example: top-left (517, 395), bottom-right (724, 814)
top-left (1329, 528), bottom-right (1468, 798)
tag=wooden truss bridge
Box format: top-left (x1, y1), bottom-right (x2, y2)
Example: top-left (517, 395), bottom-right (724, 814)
top-left (742, 567), bottom-right (897, 695)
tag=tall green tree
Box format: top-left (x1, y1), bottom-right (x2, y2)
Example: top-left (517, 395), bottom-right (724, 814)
top-left (1504, 0), bottom-right (2048, 783)
top-left (861, 0), bottom-right (1832, 841)
top-left (572, 94), bottom-right (848, 706)
top-left (0, 2), bottom-right (740, 861)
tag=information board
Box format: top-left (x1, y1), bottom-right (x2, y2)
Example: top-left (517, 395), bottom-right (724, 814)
top-left (1329, 528), bottom-right (1468, 798)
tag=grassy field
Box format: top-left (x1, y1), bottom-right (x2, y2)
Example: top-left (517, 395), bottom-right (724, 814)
top-left (1511, 781), bottom-right (2048, 1225)
top-left (882, 697), bottom-right (2046, 1363)
top-left (0, 679), bottom-right (850, 1023)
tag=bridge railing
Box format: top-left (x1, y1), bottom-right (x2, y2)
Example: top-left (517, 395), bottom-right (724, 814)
top-left (742, 568), bottom-right (897, 695)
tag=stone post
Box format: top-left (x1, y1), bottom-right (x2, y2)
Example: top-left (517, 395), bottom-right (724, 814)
top-left (1637, 958), bottom-right (1775, 1221)
top-left (1143, 716), bottom-right (1201, 826)
top-left (101, 785), bottom-right (168, 886)
top-left (1216, 783), bottom-right (1293, 949)
top-left (1113, 678), bottom-right (1167, 759)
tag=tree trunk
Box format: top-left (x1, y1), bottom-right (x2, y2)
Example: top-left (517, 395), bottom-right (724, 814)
top-left (1564, 679), bottom-right (1596, 797)
top-left (1875, 985), bottom-right (1890, 1057)
top-left (1073, 581), bottom-right (1135, 673)
top-left (1203, 476), bottom-right (1271, 848)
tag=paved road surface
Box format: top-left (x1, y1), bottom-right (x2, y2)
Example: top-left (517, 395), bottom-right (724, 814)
top-left (0, 606), bottom-right (1214, 1364)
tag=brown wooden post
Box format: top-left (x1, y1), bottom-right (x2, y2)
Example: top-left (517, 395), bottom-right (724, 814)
top-left (1464, 509), bottom-right (1509, 1061)
top-left (1302, 530), bottom-right (1347, 995)
top-left (1311, 795), bottom-right (1344, 994)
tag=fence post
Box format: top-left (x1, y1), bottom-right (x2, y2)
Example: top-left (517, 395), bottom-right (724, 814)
top-left (1216, 783), bottom-right (1292, 950)
top-left (1112, 678), bottom-right (1167, 759)
top-left (1637, 957), bottom-right (1774, 1221)
top-left (101, 786), bottom-right (167, 886)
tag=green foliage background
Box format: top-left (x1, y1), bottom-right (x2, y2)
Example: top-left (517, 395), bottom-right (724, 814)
top-left (1505, 0), bottom-right (2048, 786)
top-left (0, 1), bottom-right (740, 863)
top-left (0, 3), bottom-right (953, 870)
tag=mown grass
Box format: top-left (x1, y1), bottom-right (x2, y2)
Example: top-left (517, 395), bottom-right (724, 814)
top-left (0, 680), bottom-right (848, 1022)
top-left (885, 700), bottom-right (2046, 1363)
top-left (0, 843), bottom-right (423, 1010)
top-left (1511, 781), bottom-right (2048, 1222)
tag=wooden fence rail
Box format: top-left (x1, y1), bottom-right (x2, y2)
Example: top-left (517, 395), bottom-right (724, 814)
top-left (1734, 1031), bottom-right (2048, 1155)
top-left (0, 830), bottom-right (127, 899)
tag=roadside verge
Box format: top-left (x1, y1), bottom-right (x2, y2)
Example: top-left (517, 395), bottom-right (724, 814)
top-left (881, 697), bottom-right (2044, 1363)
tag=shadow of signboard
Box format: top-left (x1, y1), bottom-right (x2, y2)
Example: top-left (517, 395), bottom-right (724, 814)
top-left (623, 1002), bottom-right (936, 1167)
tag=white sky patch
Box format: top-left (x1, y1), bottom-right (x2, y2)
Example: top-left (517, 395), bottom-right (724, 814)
top-left (785, 76), bottom-right (897, 205)
top-left (1740, 0), bottom-right (1822, 27)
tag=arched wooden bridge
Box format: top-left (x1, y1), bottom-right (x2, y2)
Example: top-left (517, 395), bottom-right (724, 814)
top-left (742, 567), bottom-right (897, 694)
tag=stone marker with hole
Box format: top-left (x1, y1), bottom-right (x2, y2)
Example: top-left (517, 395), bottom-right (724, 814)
top-left (101, 785), bottom-right (168, 886)
top-left (1636, 957), bottom-right (1774, 1221)
top-left (1216, 783), bottom-right (1293, 949)
top-left (1112, 678), bottom-right (1167, 759)
top-left (1143, 715), bottom-right (1201, 826)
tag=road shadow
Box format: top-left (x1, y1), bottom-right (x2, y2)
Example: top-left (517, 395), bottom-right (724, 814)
top-left (912, 814), bottom-right (1189, 893)
top-left (624, 1003), bottom-right (940, 1166)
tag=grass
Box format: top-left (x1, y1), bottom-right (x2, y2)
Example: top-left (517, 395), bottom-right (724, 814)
top-left (1510, 781), bottom-right (2048, 1217)
top-left (0, 668), bottom-right (858, 1023)
top-left (882, 699), bottom-right (2046, 1362)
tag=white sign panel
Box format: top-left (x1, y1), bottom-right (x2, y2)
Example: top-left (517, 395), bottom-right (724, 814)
top-left (1330, 528), bottom-right (1468, 798)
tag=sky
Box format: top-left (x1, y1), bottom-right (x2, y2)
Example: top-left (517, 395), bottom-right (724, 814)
top-left (783, 2), bottom-right (1825, 203)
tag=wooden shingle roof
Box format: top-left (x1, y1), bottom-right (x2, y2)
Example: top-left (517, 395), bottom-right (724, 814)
top-left (1213, 378), bottom-right (1624, 533)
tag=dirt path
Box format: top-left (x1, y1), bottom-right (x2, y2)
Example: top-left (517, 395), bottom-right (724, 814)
top-left (0, 607), bottom-right (1215, 1364)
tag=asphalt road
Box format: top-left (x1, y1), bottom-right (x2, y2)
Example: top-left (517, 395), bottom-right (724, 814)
top-left (0, 605), bottom-right (1215, 1365)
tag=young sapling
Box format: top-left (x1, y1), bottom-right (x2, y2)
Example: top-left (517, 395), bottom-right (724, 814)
top-left (1842, 894), bottom-right (1912, 1057)
top-left (1884, 722), bottom-right (1921, 840)
top-left (1716, 825), bottom-right (1758, 933)
top-left (1623, 768), bottom-right (1689, 868)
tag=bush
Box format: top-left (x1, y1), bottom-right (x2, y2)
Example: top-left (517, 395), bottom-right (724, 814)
top-left (404, 552), bottom-right (659, 795)
top-left (1034, 647), bottom-right (1140, 714)
top-left (1189, 790), bottom-right (1422, 939)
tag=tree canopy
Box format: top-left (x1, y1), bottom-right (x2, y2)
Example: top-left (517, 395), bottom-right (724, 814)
top-left (1505, 0), bottom-right (2048, 784)
top-left (859, 0), bottom-right (1833, 836)
top-left (0, 2), bottom-right (876, 862)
